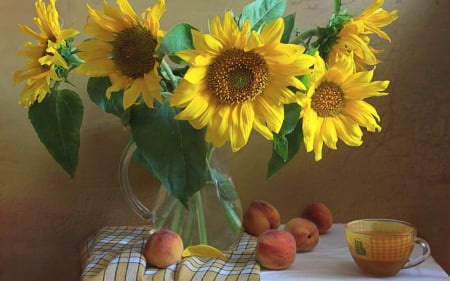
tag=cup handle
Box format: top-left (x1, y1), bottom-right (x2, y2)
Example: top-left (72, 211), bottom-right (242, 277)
top-left (402, 237), bottom-right (431, 269)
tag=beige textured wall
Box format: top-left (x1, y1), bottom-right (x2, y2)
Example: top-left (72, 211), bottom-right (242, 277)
top-left (0, 0), bottom-right (449, 280)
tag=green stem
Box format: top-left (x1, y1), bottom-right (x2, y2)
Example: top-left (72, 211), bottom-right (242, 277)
top-left (221, 200), bottom-right (242, 235)
top-left (160, 58), bottom-right (178, 90)
top-left (194, 191), bottom-right (208, 244)
top-left (334, 0), bottom-right (342, 14)
top-left (206, 144), bottom-right (215, 170)
top-left (170, 203), bottom-right (184, 234)
top-left (290, 28), bottom-right (320, 46)
top-left (155, 197), bottom-right (179, 230)
top-left (183, 203), bottom-right (196, 246)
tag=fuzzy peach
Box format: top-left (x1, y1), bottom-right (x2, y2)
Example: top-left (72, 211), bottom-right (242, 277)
top-left (284, 217), bottom-right (319, 252)
top-left (256, 229), bottom-right (297, 270)
top-left (301, 202), bottom-right (333, 234)
top-left (143, 229), bottom-right (184, 268)
top-left (243, 200), bottom-right (280, 236)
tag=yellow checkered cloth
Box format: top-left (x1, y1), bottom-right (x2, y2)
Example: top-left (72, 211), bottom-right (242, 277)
top-left (80, 226), bottom-right (260, 281)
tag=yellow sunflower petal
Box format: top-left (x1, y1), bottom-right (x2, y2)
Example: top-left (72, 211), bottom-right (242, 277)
top-left (123, 78), bottom-right (144, 109)
top-left (302, 108), bottom-right (320, 152)
top-left (184, 66), bottom-right (208, 84)
top-left (60, 28), bottom-right (79, 40)
top-left (342, 80), bottom-right (389, 99)
top-left (229, 104), bottom-right (254, 152)
top-left (234, 20), bottom-right (251, 49)
top-left (209, 15), bottom-right (223, 39)
top-left (175, 95), bottom-right (209, 121)
top-left (117, 0), bottom-right (140, 25)
top-left (344, 68), bottom-right (373, 84)
top-left (221, 11), bottom-right (240, 47)
top-left (84, 22), bottom-right (114, 40)
top-left (312, 118), bottom-right (323, 161)
top-left (206, 106), bottom-right (231, 147)
top-left (326, 57), bottom-right (354, 84)
top-left (334, 115), bottom-right (363, 146)
top-left (77, 40), bottom-right (112, 61)
top-left (192, 96), bottom-right (216, 129)
top-left (246, 30), bottom-right (264, 51)
top-left (18, 24), bottom-right (43, 41)
top-left (171, 80), bottom-right (200, 107)
top-left (147, 0), bottom-right (166, 25)
top-left (200, 33), bottom-right (223, 54)
top-left (344, 100), bottom-right (382, 132)
top-left (313, 129), bottom-right (324, 161)
top-left (87, 4), bottom-right (125, 32)
top-left (222, 11), bottom-right (236, 34)
top-left (17, 42), bottom-right (43, 58)
top-left (321, 117), bottom-right (338, 150)
top-left (75, 59), bottom-right (116, 76)
top-left (106, 73), bottom-right (130, 99)
top-left (260, 18), bottom-right (284, 45)
top-left (253, 97), bottom-right (284, 134)
top-left (181, 244), bottom-right (226, 259)
top-left (14, 65), bottom-right (41, 84)
top-left (266, 51), bottom-right (314, 78)
top-left (252, 117), bottom-right (273, 140)
top-left (176, 49), bottom-right (200, 64)
top-left (51, 52), bottom-right (69, 68)
top-left (142, 71), bottom-right (163, 107)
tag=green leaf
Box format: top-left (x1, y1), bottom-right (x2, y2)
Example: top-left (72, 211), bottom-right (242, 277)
top-left (239, 0), bottom-right (287, 31)
top-left (272, 103), bottom-right (301, 160)
top-left (158, 23), bottom-right (197, 63)
top-left (281, 13), bottom-right (296, 43)
top-left (29, 89), bottom-right (83, 177)
top-left (129, 100), bottom-right (209, 207)
top-left (267, 103), bottom-right (303, 180)
top-left (87, 77), bottom-right (125, 119)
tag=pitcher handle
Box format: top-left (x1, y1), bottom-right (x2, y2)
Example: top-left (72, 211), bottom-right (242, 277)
top-left (119, 141), bottom-right (153, 221)
top-left (402, 237), bottom-right (431, 269)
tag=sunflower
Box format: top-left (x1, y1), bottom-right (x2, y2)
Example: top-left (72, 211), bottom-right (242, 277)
top-left (353, 0), bottom-right (399, 41)
top-left (170, 11), bottom-right (315, 152)
top-left (327, 0), bottom-right (398, 70)
top-left (13, 0), bottom-right (79, 107)
top-left (297, 52), bottom-right (389, 161)
top-left (76, 0), bottom-right (165, 109)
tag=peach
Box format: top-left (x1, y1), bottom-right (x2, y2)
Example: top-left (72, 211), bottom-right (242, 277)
top-left (143, 229), bottom-right (184, 268)
top-left (256, 229), bottom-right (296, 270)
top-left (284, 217), bottom-right (319, 252)
top-left (301, 202), bottom-right (333, 234)
top-left (243, 200), bottom-right (280, 236)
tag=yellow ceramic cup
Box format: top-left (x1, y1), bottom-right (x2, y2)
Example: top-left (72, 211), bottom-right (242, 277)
top-left (345, 219), bottom-right (430, 277)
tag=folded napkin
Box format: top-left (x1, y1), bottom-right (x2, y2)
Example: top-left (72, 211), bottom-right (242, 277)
top-left (80, 226), bottom-right (260, 281)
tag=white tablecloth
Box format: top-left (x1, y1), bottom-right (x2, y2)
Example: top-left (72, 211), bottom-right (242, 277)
top-left (261, 224), bottom-right (449, 280)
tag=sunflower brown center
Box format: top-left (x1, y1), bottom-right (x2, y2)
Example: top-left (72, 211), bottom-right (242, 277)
top-left (311, 82), bottom-right (344, 117)
top-left (207, 48), bottom-right (268, 104)
top-left (112, 25), bottom-right (157, 79)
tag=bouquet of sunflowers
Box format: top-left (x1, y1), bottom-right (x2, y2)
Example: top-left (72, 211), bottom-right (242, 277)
top-left (13, 0), bottom-right (397, 206)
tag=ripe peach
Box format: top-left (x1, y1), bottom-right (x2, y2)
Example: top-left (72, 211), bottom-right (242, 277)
top-left (256, 229), bottom-right (296, 270)
top-left (301, 202), bottom-right (333, 234)
top-left (284, 217), bottom-right (319, 252)
top-left (143, 229), bottom-right (184, 268)
top-left (243, 200), bottom-right (280, 236)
